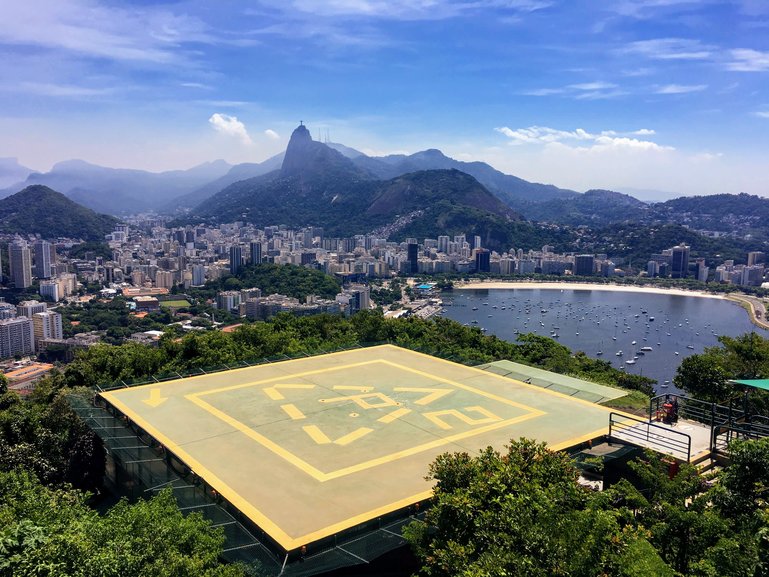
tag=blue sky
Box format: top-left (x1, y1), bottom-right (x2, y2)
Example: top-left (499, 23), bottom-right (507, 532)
top-left (1, 0), bottom-right (768, 198)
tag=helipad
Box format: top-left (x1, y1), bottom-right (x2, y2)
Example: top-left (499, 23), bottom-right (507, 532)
top-left (99, 345), bottom-right (618, 551)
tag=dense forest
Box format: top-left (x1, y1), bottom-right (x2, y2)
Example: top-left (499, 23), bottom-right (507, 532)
top-left (188, 263), bottom-right (342, 301)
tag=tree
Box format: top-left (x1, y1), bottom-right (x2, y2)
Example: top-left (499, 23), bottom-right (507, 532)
top-left (673, 353), bottom-right (731, 403)
top-left (0, 469), bottom-right (245, 577)
top-left (404, 439), bottom-right (668, 577)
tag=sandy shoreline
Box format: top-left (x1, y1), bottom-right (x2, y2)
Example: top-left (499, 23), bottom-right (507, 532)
top-left (454, 281), bottom-right (725, 300)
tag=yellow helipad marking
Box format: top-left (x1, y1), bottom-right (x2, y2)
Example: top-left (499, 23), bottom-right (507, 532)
top-left (303, 424), bottom-right (374, 446)
top-left (335, 427), bottom-right (374, 446)
top-left (303, 425), bottom-right (332, 444)
top-left (393, 387), bottom-right (453, 405)
top-left (333, 385), bottom-right (374, 392)
top-left (423, 406), bottom-right (502, 430)
top-left (264, 383), bottom-right (315, 400)
top-left (186, 357), bottom-right (547, 482)
top-left (377, 407), bottom-right (412, 424)
top-left (281, 403), bottom-right (306, 420)
top-left (142, 388), bottom-right (168, 408)
top-left (99, 345), bottom-right (634, 552)
top-left (322, 392), bottom-right (399, 410)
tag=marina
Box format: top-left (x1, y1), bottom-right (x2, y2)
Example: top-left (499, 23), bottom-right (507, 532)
top-left (441, 287), bottom-right (766, 393)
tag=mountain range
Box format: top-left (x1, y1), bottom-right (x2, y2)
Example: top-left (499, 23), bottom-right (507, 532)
top-left (185, 124), bottom-right (525, 249)
top-left (3, 125), bottom-right (767, 246)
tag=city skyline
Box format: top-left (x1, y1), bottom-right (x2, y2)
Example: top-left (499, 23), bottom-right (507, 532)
top-left (1, 1), bottom-right (768, 199)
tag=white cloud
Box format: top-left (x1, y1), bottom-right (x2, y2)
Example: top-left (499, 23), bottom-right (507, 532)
top-left (208, 113), bottom-right (252, 145)
top-left (519, 87), bottom-right (566, 96)
top-left (655, 83), bottom-right (707, 94)
top-left (264, 129), bottom-right (280, 140)
top-left (259, 0), bottom-right (553, 21)
top-left (568, 81), bottom-right (617, 90)
top-left (15, 82), bottom-right (114, 97)
top-left (623, 38), bottom-right (713, 60)
top-left (0, 2), bottom-right (206, 65)
top-left (755, 111), bottom-right (769, 118)
top-left (495, 125), bottom-right (672, 152)
top-left (726, 49), bottom-right (769, 71)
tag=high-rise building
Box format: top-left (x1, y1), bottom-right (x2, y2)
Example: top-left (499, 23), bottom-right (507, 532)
top-left (437, 235), bottom-right (450, 254)
top-left (33, 240), bottom-right (53, 279)
top-left (191, 264), bottom-right (206, 287)
top-left (671, 244), bottom-right (690, 279)
top-left (748, 251), bottom-right (766, 267)
top-left (0, 316), bottom-right (35, 358)
top-left (229, 245), bottom-right (243, 275)
top-left (250, 241), bottom-right (262, 265)
top-left (39, 280), bottom-right (61, 302)
top-left (32, 311), bottom-right (63, 348)
top-left (9, 240), bottom-right (32, 289)
top-left (0, 303), bottom-right (16, 320)
top-left (155, 270), bottom-right (175, 289)
top-left (17, 300), bottom-right (47, 318)
top-left (475, 249), bottom-right (491, 273)
top-left (407, 243), bottom-right (419, 274)
top-left (574, 255), bottom-right (595, 276)
top-left (217, 290), bottom-right (241, 312)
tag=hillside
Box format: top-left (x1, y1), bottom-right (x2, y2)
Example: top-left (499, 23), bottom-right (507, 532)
top-left (0, 185), bottom-right (120, 240)
top-left (187, 124), bottom-right (523, 250)
top-left (519, 189), bottom-right (651, 225)
top-left (165, 154), bottom-right (285, 212)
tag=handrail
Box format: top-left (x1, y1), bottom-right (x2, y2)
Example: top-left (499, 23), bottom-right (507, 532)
top-left (609, 412), bottom-right (692, 462)
top-left (649, 394), bottom-right (742, 430)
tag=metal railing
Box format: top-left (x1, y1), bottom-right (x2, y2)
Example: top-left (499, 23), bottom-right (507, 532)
top-left (609, 412), bottom-right (692, 462)
top-left (649, 394), bottom-right (742, 430)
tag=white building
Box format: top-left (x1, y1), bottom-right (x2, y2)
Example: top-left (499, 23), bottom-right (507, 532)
top-left (0, 316), bottom-right (35, 358)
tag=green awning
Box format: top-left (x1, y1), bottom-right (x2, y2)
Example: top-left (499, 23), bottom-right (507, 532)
top-left (730, 379), bottom-right (769, 392)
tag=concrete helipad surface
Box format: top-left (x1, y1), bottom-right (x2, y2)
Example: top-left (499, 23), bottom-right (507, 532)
top-left (99, 345), bottom-right (619, 551)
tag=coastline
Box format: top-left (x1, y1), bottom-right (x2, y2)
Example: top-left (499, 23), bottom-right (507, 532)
top-left (453, 281), bottom-right (725, 300)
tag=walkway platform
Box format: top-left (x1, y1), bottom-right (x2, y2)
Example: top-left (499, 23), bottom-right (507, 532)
top-left (477, 359), bottom-right (627, 404)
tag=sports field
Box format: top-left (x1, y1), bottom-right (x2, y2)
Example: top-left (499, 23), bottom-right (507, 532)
top-left (99, 345), bottom-right (619, 551)
top-left (159, 299), bottom-right (191, 308)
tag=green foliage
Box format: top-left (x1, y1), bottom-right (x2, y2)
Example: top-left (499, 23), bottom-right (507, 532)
top-left (57, 312), bottom-right (652, 399)
top-left (0, 470), bottom-right (244, 577)
top-left (0, 185), bottom-right (119, 241)
top-left (68, 241), bottom-right (114, 260)
top-left (674, 333), bottom-right (769, 409)
top-left (0, 387), bottom-right (104, 492)
top-left (405, 439), bottom-right (666, 577)
top-left (192, 263), bottom-right (340, 301)
top-left (58, 297), bottom-right (171, 344)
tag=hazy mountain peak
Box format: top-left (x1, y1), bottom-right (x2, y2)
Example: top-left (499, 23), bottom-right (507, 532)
top-left (281, 123), bottom-right (365, 178)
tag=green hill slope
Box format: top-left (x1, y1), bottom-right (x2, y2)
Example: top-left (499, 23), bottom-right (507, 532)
top-left (0, 185), bottom-right (120, 240)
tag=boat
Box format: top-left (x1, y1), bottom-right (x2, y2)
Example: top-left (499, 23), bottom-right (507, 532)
top-left (687, 345), bottom-right (695, 350)
top-left (625, 359), bottom-right (636, 365)
top-left (472, 307), bottom-right (478, 311)
top-left (631, 340), bottom-right (637, 345)
top-left (615, 351), bottom-right (623, 356)
top-left (596, 350), bottom-right (603, 355)
top-left (640, 346), bottom-right (653, 352)
top-left (675, 351), bottom-right (679, 355)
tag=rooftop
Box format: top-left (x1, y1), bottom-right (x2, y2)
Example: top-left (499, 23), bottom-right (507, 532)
top-left (99, 345), bottom-right (622, 552)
